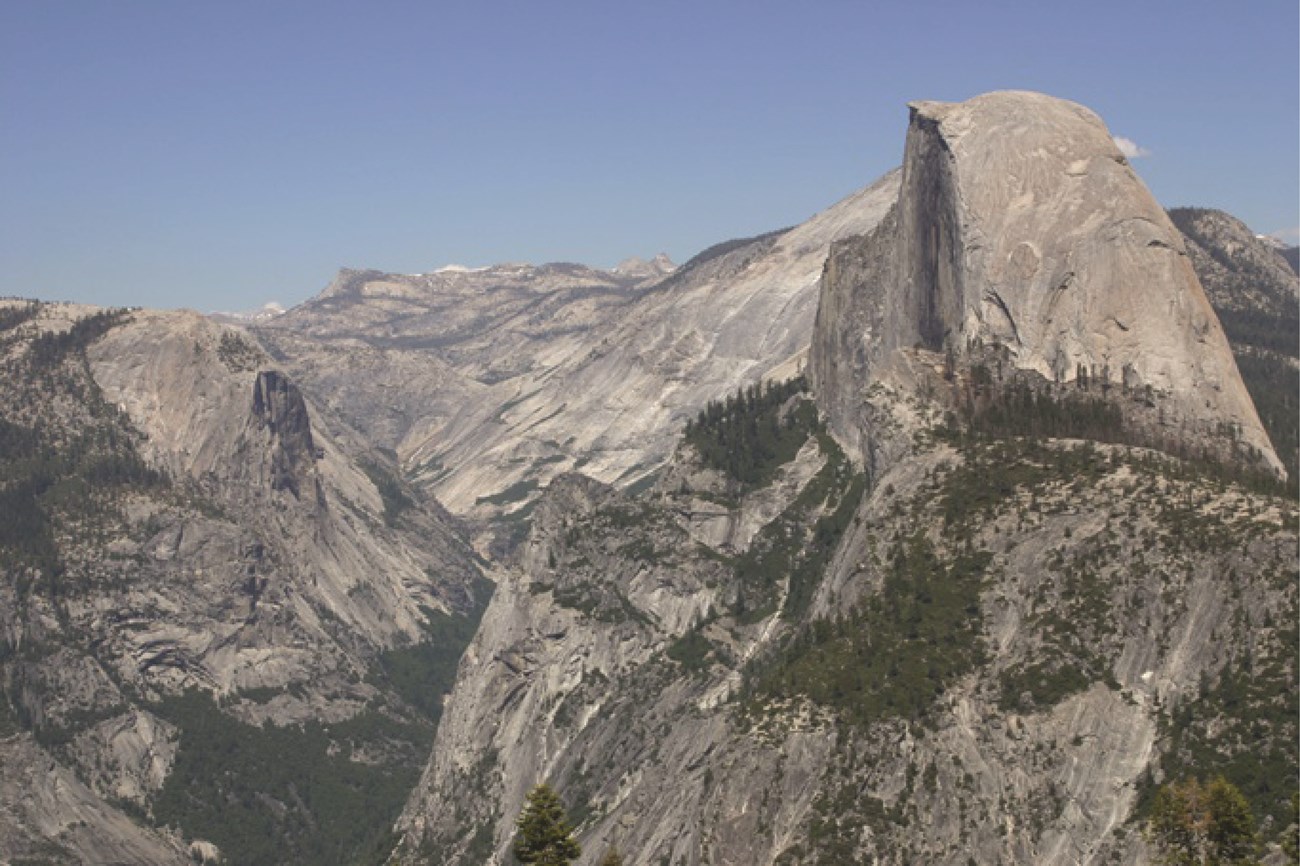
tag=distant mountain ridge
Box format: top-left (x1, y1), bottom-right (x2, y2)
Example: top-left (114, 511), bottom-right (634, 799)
top-left (1282, 245), bottom-right (1299, 274)
top-left (254, 171), bottom-right (901, 539)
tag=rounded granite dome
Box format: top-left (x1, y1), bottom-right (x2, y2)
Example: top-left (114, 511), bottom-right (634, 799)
top-left (811, 89), bottom-right (1282, 478)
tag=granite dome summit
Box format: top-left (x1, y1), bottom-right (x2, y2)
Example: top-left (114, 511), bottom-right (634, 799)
top-left (812, 90), bottom-right (1281, 477)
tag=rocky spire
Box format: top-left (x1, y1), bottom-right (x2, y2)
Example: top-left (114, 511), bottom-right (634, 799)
top-left (250, 370), bottom-right (321, 501)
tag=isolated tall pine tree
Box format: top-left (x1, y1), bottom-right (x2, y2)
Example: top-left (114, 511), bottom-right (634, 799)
top-left (513, 783), bottom-right (581, 866)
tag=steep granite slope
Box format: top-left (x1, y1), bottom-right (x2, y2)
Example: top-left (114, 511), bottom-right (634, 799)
top-left (1164, 207), bottom-right (1300, 486)
top-left (394, 390), bottom-right (1296, 865)
top-left (4, 89), bottom-right (1293, 866)
top-left (810, 91), bottom-right (1280, 478)
top-left (256, 172), bottom-right (900, 526)
top-left (1166, 207), bottom-right (1299, 324)
top-left (254, 168), bottom-right (1283, 539)
top-left (86, 309), bottom-right (479, 657)
top-left (392, 93), bottom-right (1297, 866)
top-left (0, 302), bottom-right (486, 865)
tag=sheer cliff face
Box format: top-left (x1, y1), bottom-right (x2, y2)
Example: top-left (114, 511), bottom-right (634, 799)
top-left (812, 91), bottom-right (1280, 476)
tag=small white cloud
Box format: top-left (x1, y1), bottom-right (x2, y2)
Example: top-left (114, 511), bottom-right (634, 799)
top-left (1112, 136), bottom-right (1151, 159)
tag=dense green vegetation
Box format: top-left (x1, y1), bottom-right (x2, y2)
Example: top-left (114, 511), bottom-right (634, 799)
top-left (681, 376), bottom-right (868, 625)
top-left (753, 534), bottom-right (990, 727)
top-left (26, 309), bottom-right (131, 369)
top-left (1146, 623), bottom-right (1299, 844)
top-left (731, 427), bottom-right (863, 623)
top-left (942, 375), bottom-right (1288, 498)
top-left (684, 377), bottom-right (815, 491)
top-left (1147, 776), bottom-right (1258, 866)
top-left (152, 690), bottom-right (425, 866)
top-left (667, 629), bottom-right (724, 673)
top-left (1218, 308), bottom-right (1300, 356)
top-left (375, 589), bottom-right (493, 725)
top-left (0, 300), bottom-right (40, 331)
top-left (512, 783), bottom-right (582, 865)
top-left (153, 586), bottom-right (493, 866)
top-left (0, 307), bottom-right (163, 592)
top-left (359, 458), bottom-right (416, 526)
top-left (1234, 349), bottom-right (1299, 492)
top-left (957, 374), bottom-right (1125, 443)
top-left (997, 656), bottom-right (1101, 712)
top-left (932, 435), bottom-right (1118, 534)
top-left (216, 330), bottom-right (263, 372)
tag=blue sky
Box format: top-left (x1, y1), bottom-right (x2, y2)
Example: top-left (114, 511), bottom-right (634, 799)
top-left (2, 0), bottom-right (1296, 312)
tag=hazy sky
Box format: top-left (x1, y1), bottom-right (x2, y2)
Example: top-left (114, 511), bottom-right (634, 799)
top-left (3, 0), bottom-right (1297, 312)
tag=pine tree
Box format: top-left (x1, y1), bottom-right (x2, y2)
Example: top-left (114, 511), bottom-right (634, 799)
top-left (1282, 793), bottom-right (1299, 866)
top-left (1203, 777), bottom-right (1256, 865)
top-left (598, 846), bottom-right (625, 866)
top-left (513, 783), bottom-right (581, 866)
top-left (1147, 776), bottom-right (1257, 866)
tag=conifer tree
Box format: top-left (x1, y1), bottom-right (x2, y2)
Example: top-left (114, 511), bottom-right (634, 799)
top-left (1147, 776), bottom-right (1257, 866)
top-left (513, 783), bottom-right (581, 866)
top-left (598, 846), bottom-right (625, 866)
top-left (1282, 793), bottom-right (1299, 866)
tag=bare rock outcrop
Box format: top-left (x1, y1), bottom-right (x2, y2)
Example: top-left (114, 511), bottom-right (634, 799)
top-left (85, 310), bottom-right (478, 662)
top-left (811, 91), bottom-right (1281, 477)
top-left (251, 369), bottom-right (321, 500)
top-left (0, 302), bottom-right (487, 862)
top-left (0, 735), bottom-right (188, 865)
top-left (1167, 206), bottom-right (1299, 320)
top-left (394, 409), bottom-right (1297, 865)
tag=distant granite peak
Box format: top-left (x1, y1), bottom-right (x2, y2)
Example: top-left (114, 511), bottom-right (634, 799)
top-left (614, 253), bottom-right (677, 278)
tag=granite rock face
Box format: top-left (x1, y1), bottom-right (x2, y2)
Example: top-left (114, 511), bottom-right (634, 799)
top-left (86, 310), bottom-right (479, 657)
top-left (255, 171), bottom-right (900, 528)
top-left (250, 369), bottom-right (321, 500)
top-left (0, 303), bottom-right (485, 864)
top-left (393, 409), bottom-right (1296, 866)
top-left (1166, 206), bottom-right (1299, 321)
top-left (4, 89), bottom-right (1296, 866)
top-left (391, 91), bottom-right (1296, 866)
top-left (811, 91), bottom-right (1281, 477)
